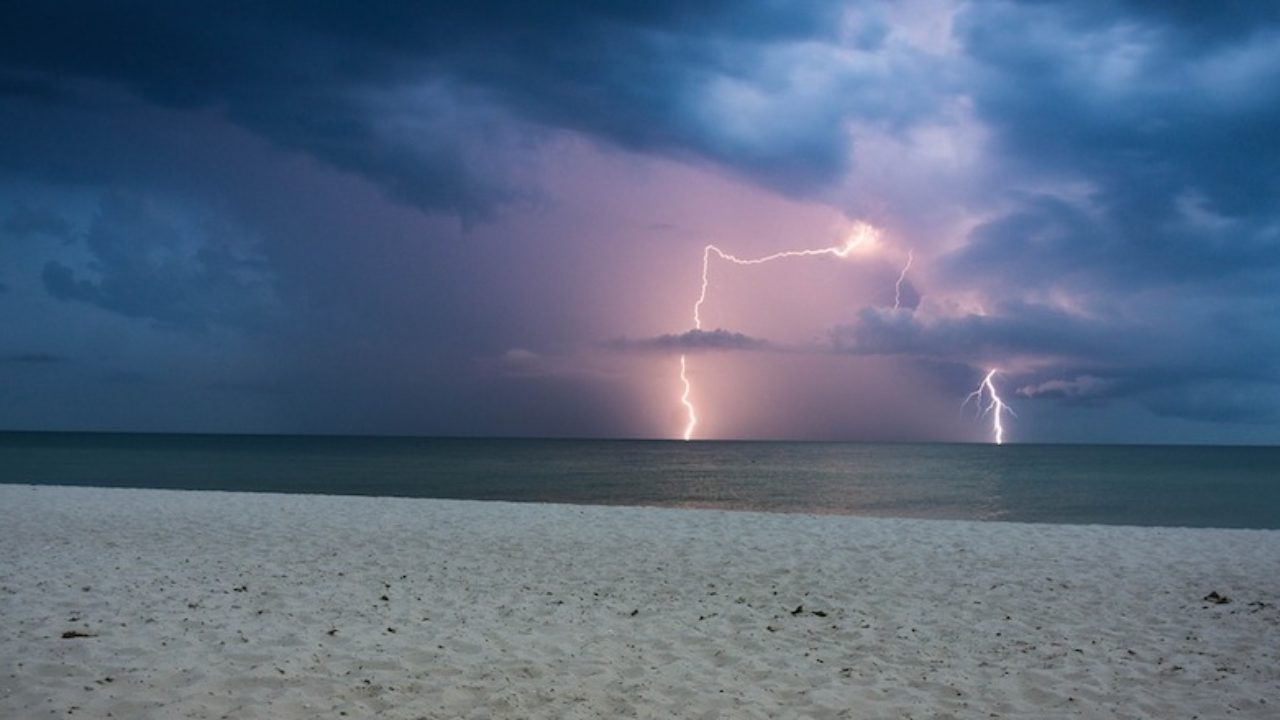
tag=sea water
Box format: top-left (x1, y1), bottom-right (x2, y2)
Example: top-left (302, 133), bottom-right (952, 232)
top-left (1, 433), bottom-right (1278, 529)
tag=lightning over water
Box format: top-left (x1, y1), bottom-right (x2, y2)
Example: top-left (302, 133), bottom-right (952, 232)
top-left (673, 228), bottom-right (1016, 444)
top-left (963, 369), bottom-right (1014, 445)
top-left (678, 223), bottom-right (880, 440)
top-left (679, 354), bottom-right (698, 441)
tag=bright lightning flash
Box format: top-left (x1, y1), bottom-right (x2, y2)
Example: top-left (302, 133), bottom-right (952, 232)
top-left (679, 354), bottom-right (697, 441)
top-left (691, 224), bottom-right (878, 331)
top-left (678, 223), bottom-right (880, 440)
top-left (893, 249), bottom-right (913, 311)
top-left (963, 368), bottom-right (1015, 445)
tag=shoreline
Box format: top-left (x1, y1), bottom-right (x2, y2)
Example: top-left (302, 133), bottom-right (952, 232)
top-left (3, 481), bottom-right (1276, 532)
top-left (2, 484), bottom-right (1277, 718)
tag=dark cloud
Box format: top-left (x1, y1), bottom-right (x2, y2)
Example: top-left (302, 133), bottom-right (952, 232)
top-left (945, 192), bottom-right (1280, 298)
top-left (41, 192), bottom-right (278, 331)
top-left (3, 203), bottom-right (72, 240)
top-left (1142, 380), bottom-right (1280, 424)
top-left (4, 352), bottom-right (66, 365)
top-left (1, 1), bottom-right (1278, 440)
top-left (831, 304), bottom-right (1126, 365)
top-left (902, 0), bottom-right (1280, 428)
top-left (608, 329), bottom-right (775, 354)
top-left (955, 2), bottom-right (1280, 287)
top-left (1016, 375), bottom-right (1113, 401)
top-left (205, 379), bottom-right (290, 395)
top-left (0, 2), bottom-right (942, 217)
top-left (0, 68), bottom-right (63, 102)
top-left (100, 370), bottom-right (155, 386)
top-left (1049, 1), bottom-right (1280, 45)
top-left (832, 296), bottom-right (1280, 426)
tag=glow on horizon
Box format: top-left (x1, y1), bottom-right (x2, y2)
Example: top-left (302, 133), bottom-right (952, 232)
top-left (679, 223), bottom-right (881, 440)
top-left (964, 368), bottom-right (1014, 445)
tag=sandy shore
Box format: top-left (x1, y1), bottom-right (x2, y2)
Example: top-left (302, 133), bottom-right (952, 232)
top-left (1, 484), bottom-right (1277, 719)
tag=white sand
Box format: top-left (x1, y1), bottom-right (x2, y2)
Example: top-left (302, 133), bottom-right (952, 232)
top-left (1, 485), bottom-right (1277, 719)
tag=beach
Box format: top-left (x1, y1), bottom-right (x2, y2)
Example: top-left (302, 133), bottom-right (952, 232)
top-left (1, 484), bottom-right (1277, 719)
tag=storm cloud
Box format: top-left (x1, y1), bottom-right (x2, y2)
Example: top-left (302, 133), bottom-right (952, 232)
top-left (0, 1), bottom-right (939, 219)
top-left (607, 329), bottom-right (776, 355)
top-left (0, 1), bottom-right (1278, 441)
top-left (40, 193), bottom-right (278, 331)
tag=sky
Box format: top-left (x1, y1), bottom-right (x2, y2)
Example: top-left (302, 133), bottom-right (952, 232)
top-left (1, 1), bottom-right (1279, 444)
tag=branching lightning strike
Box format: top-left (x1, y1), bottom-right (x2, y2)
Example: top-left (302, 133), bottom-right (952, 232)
top-left (963, 369), bottom-right (1015, 445)
top-left (691, 225), bottom-right (877, 331)
top-left (672, 228), bottom-right (1016, 445)
top-left (678, 223), bottom-right (879, 440)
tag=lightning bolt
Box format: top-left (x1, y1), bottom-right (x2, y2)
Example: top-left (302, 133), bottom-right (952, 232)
top-left (679, 354), bottom-right (697, 441)
top-left (692, 224), bottom-right (877, 330)
top-left (679, 222), bottom-right (879, 440)
top-left (893, 249), bottom-right (914, 311)
top-left (963, 368), bottom-right (1015, 445)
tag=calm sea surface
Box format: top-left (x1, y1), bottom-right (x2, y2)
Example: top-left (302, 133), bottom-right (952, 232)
top-left (2, 433), bottom-right (1278, 529)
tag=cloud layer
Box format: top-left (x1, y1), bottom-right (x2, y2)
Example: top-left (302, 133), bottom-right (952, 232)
top-left (607, 329), bottom-right (776, 354)
top-left (1, 1), bottom-right (1278, 441)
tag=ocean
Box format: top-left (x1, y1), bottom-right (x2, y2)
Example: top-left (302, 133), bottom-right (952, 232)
top-left (1, 432), bottom-right (1277, 529)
